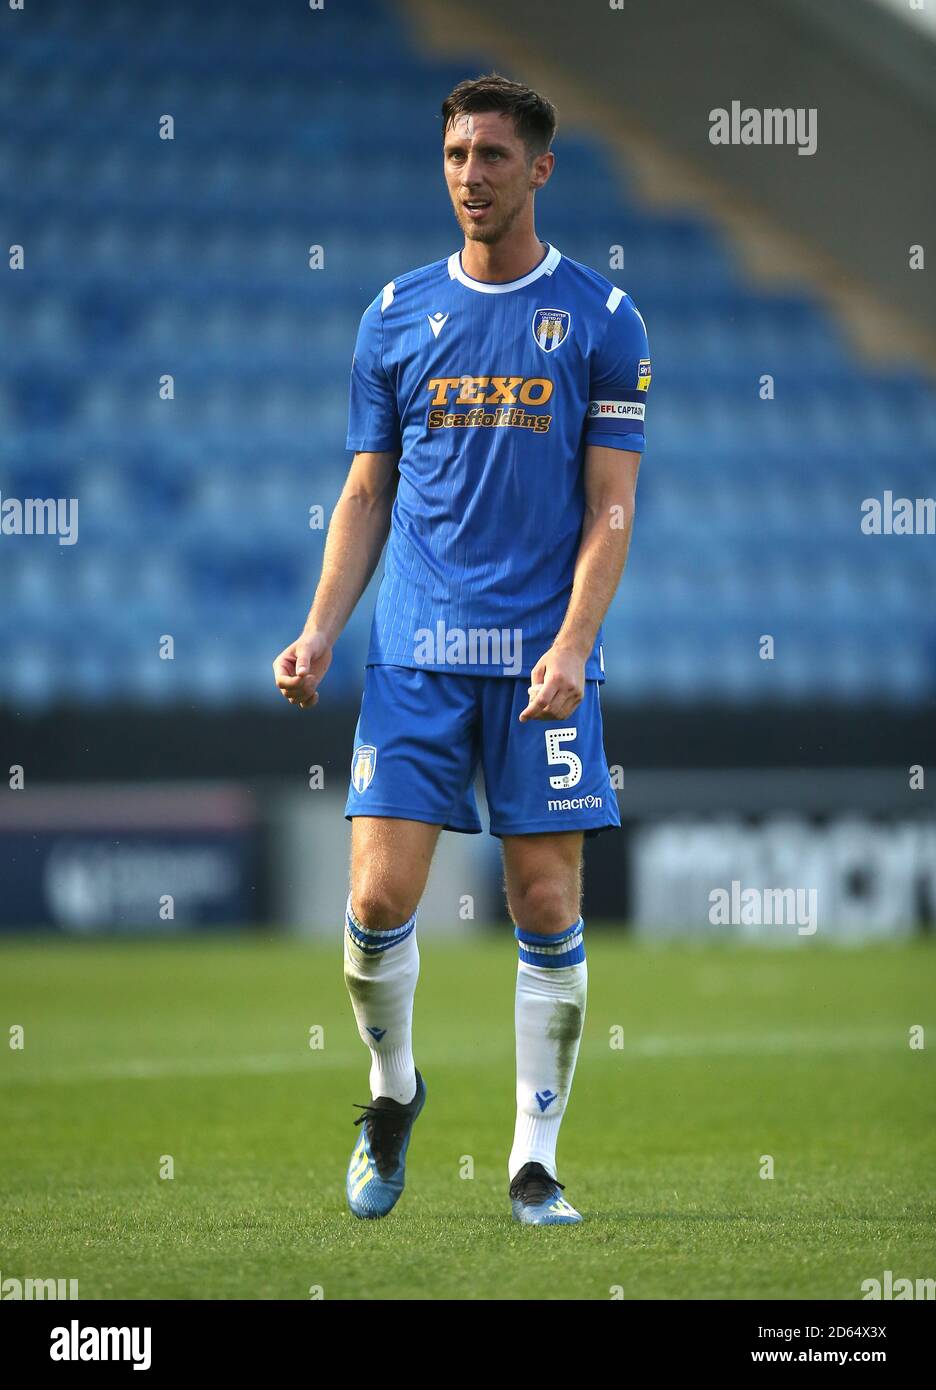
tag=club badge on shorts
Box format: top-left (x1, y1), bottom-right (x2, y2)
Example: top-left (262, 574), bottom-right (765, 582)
top-left (351, 744), bottom-right (377, 793)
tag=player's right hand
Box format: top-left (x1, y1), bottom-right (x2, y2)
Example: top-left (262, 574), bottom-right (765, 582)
top-left (272, 630), bottom-right (332, 710)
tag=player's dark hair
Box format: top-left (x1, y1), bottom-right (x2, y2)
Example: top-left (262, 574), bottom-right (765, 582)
top-left (441, 74), bottom-right (558, 158)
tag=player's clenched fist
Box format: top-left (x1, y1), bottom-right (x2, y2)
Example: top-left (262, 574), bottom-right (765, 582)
top-left (519, 644), bottom-right (586, 722)
top-left (272, 630), bottom-right (332, 710)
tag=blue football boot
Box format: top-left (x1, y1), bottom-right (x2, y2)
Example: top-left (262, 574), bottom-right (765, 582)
top-left (509, 1161), bottom-right (582, 1225)
top-left (346, 1070), bottom-right (426, 1219)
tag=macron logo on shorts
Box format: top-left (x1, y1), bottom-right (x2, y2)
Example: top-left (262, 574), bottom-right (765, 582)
top-left (547, 794), bottom-right (603, 812)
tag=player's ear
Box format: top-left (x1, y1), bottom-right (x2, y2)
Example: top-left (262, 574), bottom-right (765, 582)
top-left (529, 150), bottom-right (555, 191)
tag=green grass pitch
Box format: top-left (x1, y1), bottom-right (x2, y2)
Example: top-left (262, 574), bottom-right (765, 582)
top-left (1, 934), bottom-right (934, 1300)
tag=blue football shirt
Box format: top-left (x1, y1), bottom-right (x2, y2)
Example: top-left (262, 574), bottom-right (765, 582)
top-left (346, 242), bottom-right (650, 680)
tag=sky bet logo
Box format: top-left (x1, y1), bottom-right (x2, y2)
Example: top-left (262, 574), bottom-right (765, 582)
top-left (426, 375), bottom-right (553, 434)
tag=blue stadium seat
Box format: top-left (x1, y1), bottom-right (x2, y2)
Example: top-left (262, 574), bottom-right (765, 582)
top-left (1, 0), bottom-right (933, 709)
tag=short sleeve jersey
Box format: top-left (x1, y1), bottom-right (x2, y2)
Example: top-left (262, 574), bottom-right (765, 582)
top-left (346, 242), bottom-right (650, 680)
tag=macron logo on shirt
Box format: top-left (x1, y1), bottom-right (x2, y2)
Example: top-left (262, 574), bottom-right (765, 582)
top-left (427, 312), bottom-right (449, 339)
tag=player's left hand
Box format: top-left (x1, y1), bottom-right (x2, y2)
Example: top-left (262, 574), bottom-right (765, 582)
top-left (519, 644), bottom-right (586, 722)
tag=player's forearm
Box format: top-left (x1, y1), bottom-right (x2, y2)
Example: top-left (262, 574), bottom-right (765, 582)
top-left (305, 490), bottom-right (393, 645)
top-left (553, 497), bottom-right (635, 661)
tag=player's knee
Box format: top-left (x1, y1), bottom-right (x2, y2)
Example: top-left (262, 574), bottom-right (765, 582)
top-left (511, 876), bottom-right (578, 937)
top-left (351, 883), bottom-right (417, 933)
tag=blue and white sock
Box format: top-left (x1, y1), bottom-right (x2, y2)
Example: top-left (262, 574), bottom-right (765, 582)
top-left (508, 918), bottom-right (587, 1182)
top-left (343, 896), bottom-right (419, 1105)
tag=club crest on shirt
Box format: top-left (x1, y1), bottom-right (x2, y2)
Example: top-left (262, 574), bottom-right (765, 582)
top-left (351, 744), bottom-right (377, 793)
top-left (532, 308), bottom-right (571, 353)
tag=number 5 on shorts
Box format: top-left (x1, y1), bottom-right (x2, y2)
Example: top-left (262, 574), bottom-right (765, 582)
top-left (545, 728), bottom-right (582, 790)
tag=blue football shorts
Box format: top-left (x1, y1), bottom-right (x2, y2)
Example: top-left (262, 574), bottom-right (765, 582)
top-left (344, 664), bottom-right (621, 838)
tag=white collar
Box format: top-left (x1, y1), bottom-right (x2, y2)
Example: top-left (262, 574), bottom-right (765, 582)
top-left (447, 242), bottom-right (561, 294)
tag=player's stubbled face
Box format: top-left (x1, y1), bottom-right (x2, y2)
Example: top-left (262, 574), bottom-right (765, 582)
top-left (443, 111), bottom-right (533, 244)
